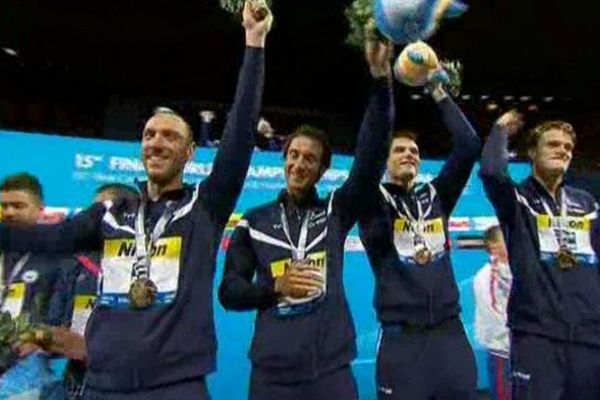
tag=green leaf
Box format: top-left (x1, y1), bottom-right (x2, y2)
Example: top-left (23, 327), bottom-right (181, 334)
top-left (440, 60), bottom-right (463, 97)
top-left (345, 0), bottom-right (383, 49)
top-left (220, 0), bottom-right (272, 15)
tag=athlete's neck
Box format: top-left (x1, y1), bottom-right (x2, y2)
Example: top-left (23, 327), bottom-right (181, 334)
top-left (147, 178), bottom-right (183, 202)
top-left (286, 187), bottom-right (312, 206)
top-left (390, 175), bottom-right (416, 191)
top-left (533, 167), bottom-right (563, 200)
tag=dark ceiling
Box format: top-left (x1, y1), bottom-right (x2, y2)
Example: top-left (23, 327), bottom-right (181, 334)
top-left (1, 0), bottom-right (598, 104)
top-left (0, 0), bottom-right (598, 158)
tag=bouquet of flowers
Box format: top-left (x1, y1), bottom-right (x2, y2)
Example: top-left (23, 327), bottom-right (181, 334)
top-left (220, 0), bottom-right (271, 15)
top-left (0, 311), bottom-right (52, 372)
top-left (345, 0), bottom-right (387, 48)
top-left (439, 59), bottom-right (462, 97)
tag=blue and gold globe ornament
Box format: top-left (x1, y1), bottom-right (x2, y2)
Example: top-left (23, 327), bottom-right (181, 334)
top-left (374, 0), bottom-right (468, 44)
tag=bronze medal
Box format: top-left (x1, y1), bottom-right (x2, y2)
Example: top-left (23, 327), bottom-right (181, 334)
top-left (128, 277), bottom-right (158, 309)
top-left (414, 246), bottom-right (432, 266)
top-left (557, 246), bottom-right (577, 270)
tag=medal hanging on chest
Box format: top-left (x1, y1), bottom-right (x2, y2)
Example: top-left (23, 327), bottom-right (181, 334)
top-left (413, 234), bottom-right (432, 266)
top-left (541, 192), bottom-right (578, 270)
top-left (128, 254), bottom-right (158, 309)
top-left (129, 199), bottom-right (176, 310)
top-left (279, 204), bottom-right (326, 299)
top-left (397, 190), bottom-right (433, 266)
top-left (557, 245), bottom-right (577, 270)
top-left (128, 276), bottom-right (158, 309)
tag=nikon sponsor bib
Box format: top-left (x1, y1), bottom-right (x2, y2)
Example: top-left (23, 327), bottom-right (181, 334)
top-left (1, 283), bottom-right (25, 318)
top-left (100, 237), bottom-right (182, 308)
top-left (536, 215), bottom-right (596, 266)
top-left (393, 217), bottom-right (446, 265)
top-left (271, 251), bottom-right (327, 317)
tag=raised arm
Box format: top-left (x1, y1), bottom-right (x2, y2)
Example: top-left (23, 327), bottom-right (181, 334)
top-left (0, 203), bottom-right (104, 255)
top-left (335, 40), bottom-right (395, 231)
top-left (202, 2), bottom-right (272, 224)
top-left (430, 86), bottom-right (482, 216)
top-left (479, 111), bottom-right (524, 227)
top-left (219, 223), bottom-right (277, 311)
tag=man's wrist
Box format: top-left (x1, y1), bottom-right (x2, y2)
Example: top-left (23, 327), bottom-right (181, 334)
top-left (370, 67), bottom-right (391, 80)
top-left (430, 85), bottom-right (448, 103)
top-left (245, 32), bottom-right (266, 48)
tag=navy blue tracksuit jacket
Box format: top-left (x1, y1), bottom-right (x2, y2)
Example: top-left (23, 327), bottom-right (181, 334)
top-left (0, 47), bottom-right (264, 392)
top-left (219, 78), bottom-right (394, 383)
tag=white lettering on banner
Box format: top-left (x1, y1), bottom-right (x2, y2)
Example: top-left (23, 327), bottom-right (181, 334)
top-left (96, 172), bottom-right (142, 182)
top-left (248, 165), bottom-right (283, 179)
top-left (472, 217), bottom-right (499, 231)
top-left (243, 181), bottom-right (285, 190)
top-left (449, 218), bottom-right (470, 232)
top-left (322, 169), bottom-right (348, 182)
top-left (184, 162), bottom-right (212, 176)
top-left (74, 151), bottom-right (349, 182)
top-left (75, 154), bottom-right (104, 169)
top-left (72, 171), bottom-right (90, 181)
top-left (109, 157), bottom-right (145, 172)
top-left (344, 236), bottom-right (364, 252)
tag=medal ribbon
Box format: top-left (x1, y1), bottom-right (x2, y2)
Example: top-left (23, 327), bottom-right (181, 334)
top-left (539, 189), bottom-right (568, 250)
top-left (133, 199), bottom-right (178, 281)
top-left (279, 204), bottom-right (312, 261)
top-left (380, 185), bottom-right (434, 248)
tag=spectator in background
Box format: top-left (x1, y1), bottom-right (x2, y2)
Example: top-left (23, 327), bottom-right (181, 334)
top-left (92, 183), bottom-right (138, 204)
top-left (198, 110), bottom-right (218, 147)
top-left (473, 225), bottom-right (512, 400)
top-left (46, 183), bottom-right (138, 400)
top-left (256, 117), bottom-right (284, 151)
top-left (0, 173), bottom-right (70, 355)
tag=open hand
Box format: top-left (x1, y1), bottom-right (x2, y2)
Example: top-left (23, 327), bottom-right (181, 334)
top-left (496, 109), bottom-right (524, 137)
top-left (365, 39), bottom-right (394, 79)
top-left (274, 265), bottom-right (324, 298)
top-left (46, 327), bottom-right (87, 362)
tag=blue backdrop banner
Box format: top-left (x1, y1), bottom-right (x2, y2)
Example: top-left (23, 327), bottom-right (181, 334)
top-left (1, 130), bottom-right (531, 399)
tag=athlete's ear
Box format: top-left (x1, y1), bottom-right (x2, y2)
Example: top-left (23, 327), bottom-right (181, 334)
top-left (186, 143), bottom-right (196, 164)
top-left (318, 165), bottom-right (327, 181)
top-left (527, 146), bottom-right (536, 162)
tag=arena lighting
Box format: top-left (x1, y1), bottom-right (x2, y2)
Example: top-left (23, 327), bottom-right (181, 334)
top-left (485, 102), bottom-right (499, 112)
top-left (1, 47), bottom-right (18, 57)
top-left (461, 94), bottom-right (471, 100)
top-left (503, 95), bottom-right (515, 101)
top-left (543, 96), bottom-right (554, 102)
top-left (410, 94), bottom-right (422, 100)
top-left (519, 96), bottom-right (531, 102)
top-left (480, 95), bottom-right (490, 100)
